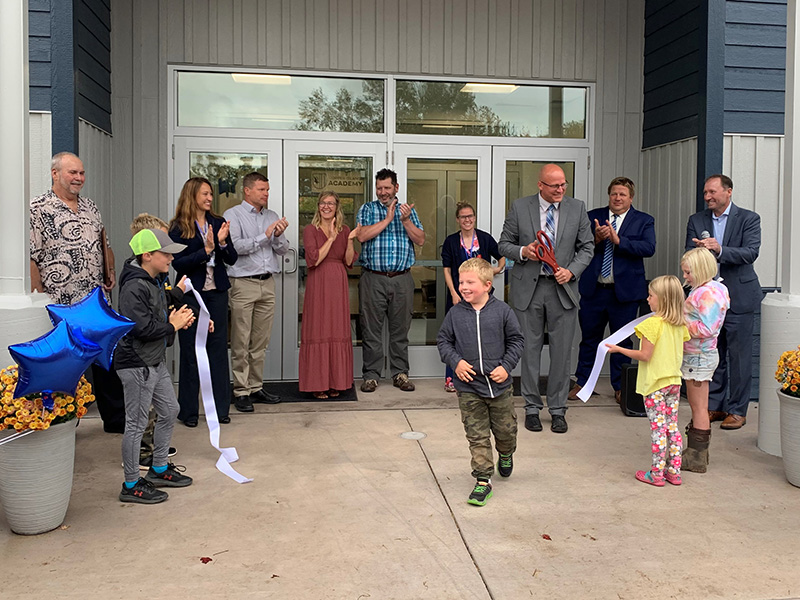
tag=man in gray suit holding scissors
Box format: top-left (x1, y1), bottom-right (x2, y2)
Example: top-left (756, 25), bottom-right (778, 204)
top-left (685, 174), bottom-right (762, 430)
top-left (499, 164), bottom-right (593, 433)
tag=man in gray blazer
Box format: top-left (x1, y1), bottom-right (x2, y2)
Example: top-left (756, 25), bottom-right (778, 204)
top-left (685, 174), bottom-right (762, 430)
top-left (499, 164), bottom-right (593, 433)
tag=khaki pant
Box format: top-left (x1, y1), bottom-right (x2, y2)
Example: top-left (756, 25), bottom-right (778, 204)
top-left (229, 276), bottom-right (276, 396)
top-left (458, 388), bottom-right (517, 480)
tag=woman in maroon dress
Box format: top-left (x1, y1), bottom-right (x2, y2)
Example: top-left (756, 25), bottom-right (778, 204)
top-left (299, 191), bottom-right (360, 398)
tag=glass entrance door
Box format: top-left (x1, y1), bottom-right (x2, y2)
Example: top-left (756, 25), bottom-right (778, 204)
top-left (490, 146), bottom-right (590, 375)
top-left (172, 136), bottom-right (284, 380)
top-left (394, 144), bottom-right (493, 377)
top-left (281, 141), bottom-right (386, 381)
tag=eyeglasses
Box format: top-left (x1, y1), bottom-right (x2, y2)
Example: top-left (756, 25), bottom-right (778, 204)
top-left (318, 202), bottom-right (337, 207)
top-left (539, 181), bottom-right (569, 190)
top-left (457, 214), bottom-right (475, 220)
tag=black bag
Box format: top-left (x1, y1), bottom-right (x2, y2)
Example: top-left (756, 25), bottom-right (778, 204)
top-left (619, 363), bottom-right (646, 417)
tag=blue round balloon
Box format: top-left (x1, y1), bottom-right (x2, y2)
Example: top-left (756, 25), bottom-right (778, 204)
top-left (47, 286), bottom-right (134, 370)
top-left (9, 321), bottom-right (102, 398)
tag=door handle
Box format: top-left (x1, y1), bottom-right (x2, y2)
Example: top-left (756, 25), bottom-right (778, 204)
top-left (284, 247), bottom-right (298, 274)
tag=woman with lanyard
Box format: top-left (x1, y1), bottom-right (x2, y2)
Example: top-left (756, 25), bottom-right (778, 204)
top-left (440, 201), bottom-right (505, 392)
top-left (169, 177), bottom-right (238, 427)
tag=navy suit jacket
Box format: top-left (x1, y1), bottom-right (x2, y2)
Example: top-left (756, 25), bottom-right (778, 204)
top-left (170, 213), bottom-right (238, 292)
top-left (579, 206), bottom-right (655, 303)
top-left (685, 203), bottom-right (761, 314)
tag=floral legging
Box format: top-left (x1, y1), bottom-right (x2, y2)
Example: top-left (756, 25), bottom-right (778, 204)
top-left (643, 384), bottom-right (682, 479)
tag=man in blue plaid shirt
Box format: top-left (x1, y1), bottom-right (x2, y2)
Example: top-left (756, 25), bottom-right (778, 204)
top-left (356, 168), bottom-right (425, 393)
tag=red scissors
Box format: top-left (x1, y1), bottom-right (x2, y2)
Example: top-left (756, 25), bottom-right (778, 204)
top-left (532, 230), bottom-right (559, 272)
top-left (532, 230), bottom-right (579, 305)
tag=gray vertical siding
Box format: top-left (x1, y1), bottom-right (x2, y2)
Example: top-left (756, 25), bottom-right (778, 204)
top-left (724, 0), bottom-right (787, 134)
top-left (78, 119), bottom-right (119, 262)
top-left (112, 0), bottom-right (645, 223)
top-left (637, 137), bottom-right (698, 278)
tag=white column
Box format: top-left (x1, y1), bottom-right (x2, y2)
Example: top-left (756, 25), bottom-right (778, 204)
top-left (758, 0), bottom-right (800, 456)
top-left (0, 0), bottom-right (52, 366)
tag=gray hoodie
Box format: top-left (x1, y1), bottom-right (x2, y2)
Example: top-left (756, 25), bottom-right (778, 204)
top-left (437, 295), bottom-right (525, 398)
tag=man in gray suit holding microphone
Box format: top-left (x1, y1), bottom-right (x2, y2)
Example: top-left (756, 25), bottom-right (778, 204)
top-left (500, 164), bottom-right (593, 433)
top-left (686, 174), bottom-right (762, 430)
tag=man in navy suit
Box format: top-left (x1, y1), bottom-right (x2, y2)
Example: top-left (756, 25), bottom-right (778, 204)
top-left (685, 174), bottom-right (761, 430)
top-left (570, 177), bottom-right (656, 403)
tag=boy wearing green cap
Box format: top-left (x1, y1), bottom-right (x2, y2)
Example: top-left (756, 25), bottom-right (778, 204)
top-left (116, 228), bottom-right (196, 504)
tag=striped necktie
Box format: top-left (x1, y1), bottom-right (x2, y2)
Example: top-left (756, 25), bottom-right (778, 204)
top-left (601, 214), bottom-right (618, 278)
top-left (543, 204), bottom-right (556, 275)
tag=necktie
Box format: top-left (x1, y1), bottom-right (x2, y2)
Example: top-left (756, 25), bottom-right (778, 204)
top-left (601, 214), bottom-right (618, 278)
top-left (543, 204), bottom-right (556, 275)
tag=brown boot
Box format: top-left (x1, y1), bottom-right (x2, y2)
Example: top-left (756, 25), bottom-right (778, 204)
top-left (683, 427), bottom-right (711, 473)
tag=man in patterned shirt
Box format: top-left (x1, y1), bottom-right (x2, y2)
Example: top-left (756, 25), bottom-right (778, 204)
top-left (30, 152), bottom-right (116, 302)
top-left (30, 152), bottom-right (123, 433)
top-left (356, 168), bottom-right (425, 393)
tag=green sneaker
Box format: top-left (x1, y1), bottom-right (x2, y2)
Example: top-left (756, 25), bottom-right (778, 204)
top-left (467, 481), bottom-right (493, 506)
top-left (498, 453), bottom-right (513, 478)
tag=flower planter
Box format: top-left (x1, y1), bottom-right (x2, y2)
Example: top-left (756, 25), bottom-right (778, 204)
top-left (779, 389), bottom-right (800, 488)
top-left (0, 420), bottom-right (78, 535)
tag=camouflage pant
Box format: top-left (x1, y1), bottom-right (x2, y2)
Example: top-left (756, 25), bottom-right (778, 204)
top-left (458, 388), bottom-right (517, 479)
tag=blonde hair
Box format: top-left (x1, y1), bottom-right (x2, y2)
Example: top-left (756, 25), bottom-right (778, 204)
top-left (459, 258), bottom-right (494, 285)
top-left (130, 213), bottom-right (169, 235)
top-left (170, 177), bottom-right (217, 238)
top-left (311, 191), bottom-right (344, 232)
top-left (649, 275), bottom-right (685, 326)
top-left (681, 248), bottom-right (717, 288)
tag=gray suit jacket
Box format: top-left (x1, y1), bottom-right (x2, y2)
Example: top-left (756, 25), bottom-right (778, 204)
top-left (499, 194), bottom-right (594, 310)
top-left (685, 203), bottom-right (762, 314)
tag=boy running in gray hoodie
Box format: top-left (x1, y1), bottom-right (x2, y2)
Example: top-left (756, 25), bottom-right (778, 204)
top-left (437, 258), bottom-right (525, 506)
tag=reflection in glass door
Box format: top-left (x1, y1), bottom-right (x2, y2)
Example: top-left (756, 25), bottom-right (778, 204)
top-left (172, 137), bottom-right (284, 381)
top-left (395, 145), bottom-right (492, 377)
top-left (282, 141), bottom-right (385, 381)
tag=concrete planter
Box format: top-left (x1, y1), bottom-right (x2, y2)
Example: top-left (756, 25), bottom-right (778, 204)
top-left (0, 420), bottom-right (77, 535)
top-left (779, 389), bottom-right (800, 488)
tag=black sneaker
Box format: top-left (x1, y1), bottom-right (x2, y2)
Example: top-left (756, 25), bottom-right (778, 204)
top-left (144, 463), bottom-right (193, 488)
top-left (467, 481), bottom-right (493, 506)
top-left (168, 447), bottom-right (177, 457)
top-left (119, 478), bottom-right (168, 504)
top-left (525, 414), bottom-right (543, 432)
top-left (498, 453), bottom-right (514, 478)
top-left (551, 415), bottom-right (568, 434)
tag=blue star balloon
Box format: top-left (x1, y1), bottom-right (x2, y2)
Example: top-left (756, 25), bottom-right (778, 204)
top-left (47, 286), bottom-right (134, 370)
top-left (9, 321), bottom-right (102, 398)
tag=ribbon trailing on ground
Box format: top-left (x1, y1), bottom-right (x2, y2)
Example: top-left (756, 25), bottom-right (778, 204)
top-left (576, 312), bottom-right (653, 403)
top-left (184, 279), bottom-right (252, 484)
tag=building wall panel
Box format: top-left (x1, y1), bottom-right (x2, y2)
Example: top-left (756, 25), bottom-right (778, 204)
top-left (722, 133), bottom-right (783, 288)
top-left (29, 112), bottom-right (53, 197)
top-left (112, 0), bottom-right (645, 227)
top-left (637, 137), bottom-right (698, 278)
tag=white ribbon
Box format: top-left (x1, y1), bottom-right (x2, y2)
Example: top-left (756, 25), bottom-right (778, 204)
top-left (184, 279), bottom-right (252, 484)
top-left (576, 312), bottom-right (653, 402)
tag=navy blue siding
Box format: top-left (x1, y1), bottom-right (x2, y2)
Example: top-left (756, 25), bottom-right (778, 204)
top-left (29, 0), bottom-right (52, 111)
top-left (643, 0), bottom-right (703, 148)
top-left (724, 0), bottom-right (787, 134)
top-left (75, 0), bottom-right (112, 133)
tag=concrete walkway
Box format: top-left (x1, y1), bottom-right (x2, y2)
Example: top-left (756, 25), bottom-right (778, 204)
top-left (2, 379), bottom-right (800, 599)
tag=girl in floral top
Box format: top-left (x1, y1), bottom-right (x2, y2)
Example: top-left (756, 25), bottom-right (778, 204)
top-left (607, 275), bottom-right (689, 487)
top-left (680, 248), bottom-right (730, 473)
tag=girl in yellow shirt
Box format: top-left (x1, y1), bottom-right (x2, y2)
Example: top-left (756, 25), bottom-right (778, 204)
top-left (607, 275), bottom-right (689, 486)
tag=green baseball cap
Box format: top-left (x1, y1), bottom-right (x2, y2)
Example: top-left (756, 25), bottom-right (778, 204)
top-left (129, 228), bottom-right (187, 255)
